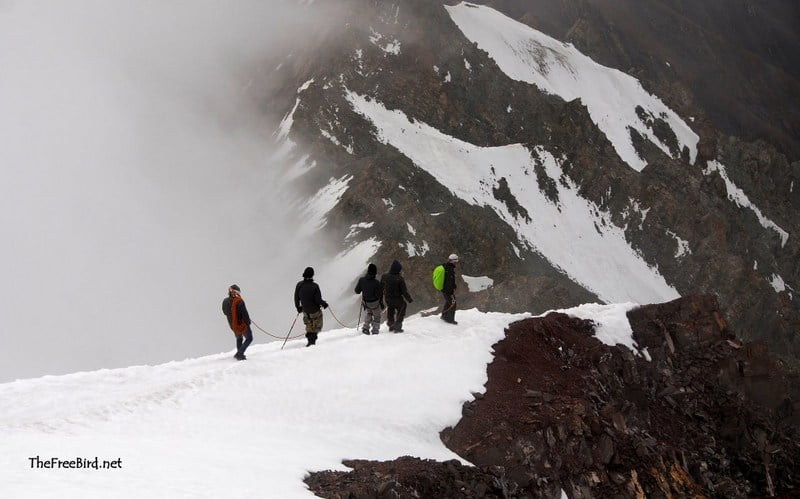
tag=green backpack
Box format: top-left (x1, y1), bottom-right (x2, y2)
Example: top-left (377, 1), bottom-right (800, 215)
top-left (432, 265), bottom-right (445, 291)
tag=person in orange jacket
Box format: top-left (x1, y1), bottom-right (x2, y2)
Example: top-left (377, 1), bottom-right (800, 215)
top-left (222, 284), bottom-right (253, 360)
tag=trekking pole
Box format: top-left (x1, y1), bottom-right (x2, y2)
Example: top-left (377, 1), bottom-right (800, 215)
top-left (281, 313), bottom-right (301, 350)
top-left (356, 302), bottom-right (363, 332)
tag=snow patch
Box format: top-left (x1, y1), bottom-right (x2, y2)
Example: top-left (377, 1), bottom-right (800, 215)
top-left (462, 275), bottom-right (494, 292)
top-left (407, 222), bottom-right (416, 235)
top-left (300, 175), bottom-right (352, 234)
top-left (445, 3), bottom-right (698, 172)
top-left (704, 160), bottom-right (789, 247)
top-left (346, 221), bottom-right (375, 240)
top-left (283, 154), bottom-right (316, 182)
top-left (666, 230), bottom-right (691, 258)
top-left (276, 78), bottom-right (315, 143)
top-left (369, 28), bottom-right (401, 55)
top-left (320, 128), bottom-right (354, 154)
top-left (557, 302), bottom-right (644, 356)
top-left (768, 274), bottom-right (786, 294)
top-left (401, 240), bottom-right (430, 258)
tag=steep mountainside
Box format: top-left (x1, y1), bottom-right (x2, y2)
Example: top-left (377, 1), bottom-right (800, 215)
top-left (258, 1), bottom-right (799, 369)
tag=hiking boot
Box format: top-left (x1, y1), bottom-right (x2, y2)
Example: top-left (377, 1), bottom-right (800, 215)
top-left (394, 327), bottom-right (404, 333)
top-left (361, 329), bottom-right (370, 335)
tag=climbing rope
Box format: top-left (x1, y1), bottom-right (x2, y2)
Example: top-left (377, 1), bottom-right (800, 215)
top-left (251, 317), bottom-right (305, 341)
top-left (326, 306), bottom-right (357, 329)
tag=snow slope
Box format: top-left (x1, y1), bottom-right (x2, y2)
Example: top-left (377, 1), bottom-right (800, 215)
top-left (0, 305), bottom-right (647, 498)
top-left (346, 91), bottom-right (679, 304)
top-left (445, 2), bottom-right (698, 172)
top-left (0, 310), bottom-right (520, 498)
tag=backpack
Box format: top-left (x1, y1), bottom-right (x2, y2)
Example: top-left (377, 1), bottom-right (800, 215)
top-left (432, 265), bottom-right (445, 291)
top-left (229, 295), bottom-right (249, 335)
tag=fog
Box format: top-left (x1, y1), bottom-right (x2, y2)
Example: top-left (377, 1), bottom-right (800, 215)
top-left (0, 1), bottom-right (342, 382)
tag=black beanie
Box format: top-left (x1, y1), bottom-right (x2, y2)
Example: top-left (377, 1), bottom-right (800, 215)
top-left (302, 267), bottom-right (314, 278)
top-left (229, 284), bottom-right (241, 292)
top-left (367, 263), bottom-right (377, 276)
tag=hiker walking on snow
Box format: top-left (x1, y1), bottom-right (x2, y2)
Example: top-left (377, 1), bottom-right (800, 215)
top-left (441, 254), bottom-right (459, 325)
top-left (222, 284), bottom-right (253, 360)
top-left (294, 267), bottom-right (328, 347)
top-left (354, 263), bottom-right (383, 335)
top-left (381, 259), bottom-right (413, 333)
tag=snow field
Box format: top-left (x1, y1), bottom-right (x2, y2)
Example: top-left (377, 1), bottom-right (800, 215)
top-left (0, 310), bottom-right (526, 498)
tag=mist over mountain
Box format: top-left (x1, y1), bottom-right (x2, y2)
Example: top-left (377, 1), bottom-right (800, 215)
top-left (0, 0), bottom-right (345, 381)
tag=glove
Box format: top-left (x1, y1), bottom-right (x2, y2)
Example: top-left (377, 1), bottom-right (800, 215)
top-left (407, 297), bottom-right (414, 303)
top-left (296, 306), bottom-right (303, 313)
top-left (321, 301), bottom-right (329, 309)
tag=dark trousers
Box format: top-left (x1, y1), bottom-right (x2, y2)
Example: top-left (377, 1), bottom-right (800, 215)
top-left (386, 300), bottom-right (407, 330)
top-left (441, 293), bottom-right (456, 322)
top-left (236, 328), bottom-right (253, 355)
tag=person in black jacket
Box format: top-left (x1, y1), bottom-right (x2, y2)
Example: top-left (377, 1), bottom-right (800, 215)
top-left (222, 284), bottom-right (253, 360)
top-left (354, 263), bottom-right (383, 335)
top-left (381, 259), bottom-right (413, 332)
top-left (441, 254), bottom-right (458, 325)
top-left (294, 267), bottom-right (328, 346)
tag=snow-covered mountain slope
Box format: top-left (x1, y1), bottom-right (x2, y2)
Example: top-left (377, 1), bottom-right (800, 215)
top-left (345, 90), bottom-right (678, 303)
top-left (445, 2), bottom-right (698, 172)
top-left (0, 311), bottom-right (519, 498)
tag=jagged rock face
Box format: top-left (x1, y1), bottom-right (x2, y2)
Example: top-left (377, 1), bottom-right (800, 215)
top-left (442, 295), bottom-right (799, 498)
top-left (263, 0), bottom-right (799, 368)
top-left (305, 457), bottom-right (520, 498)
top-left (305, 296), bottom-right (799, 498)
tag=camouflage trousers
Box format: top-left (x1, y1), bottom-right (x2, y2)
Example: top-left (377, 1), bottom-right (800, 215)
top-left (303, 309), bottom-right (323, 334)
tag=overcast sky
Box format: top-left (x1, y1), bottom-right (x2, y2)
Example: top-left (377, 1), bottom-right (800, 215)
top-left (0, 0), bottom-right (341, 382)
